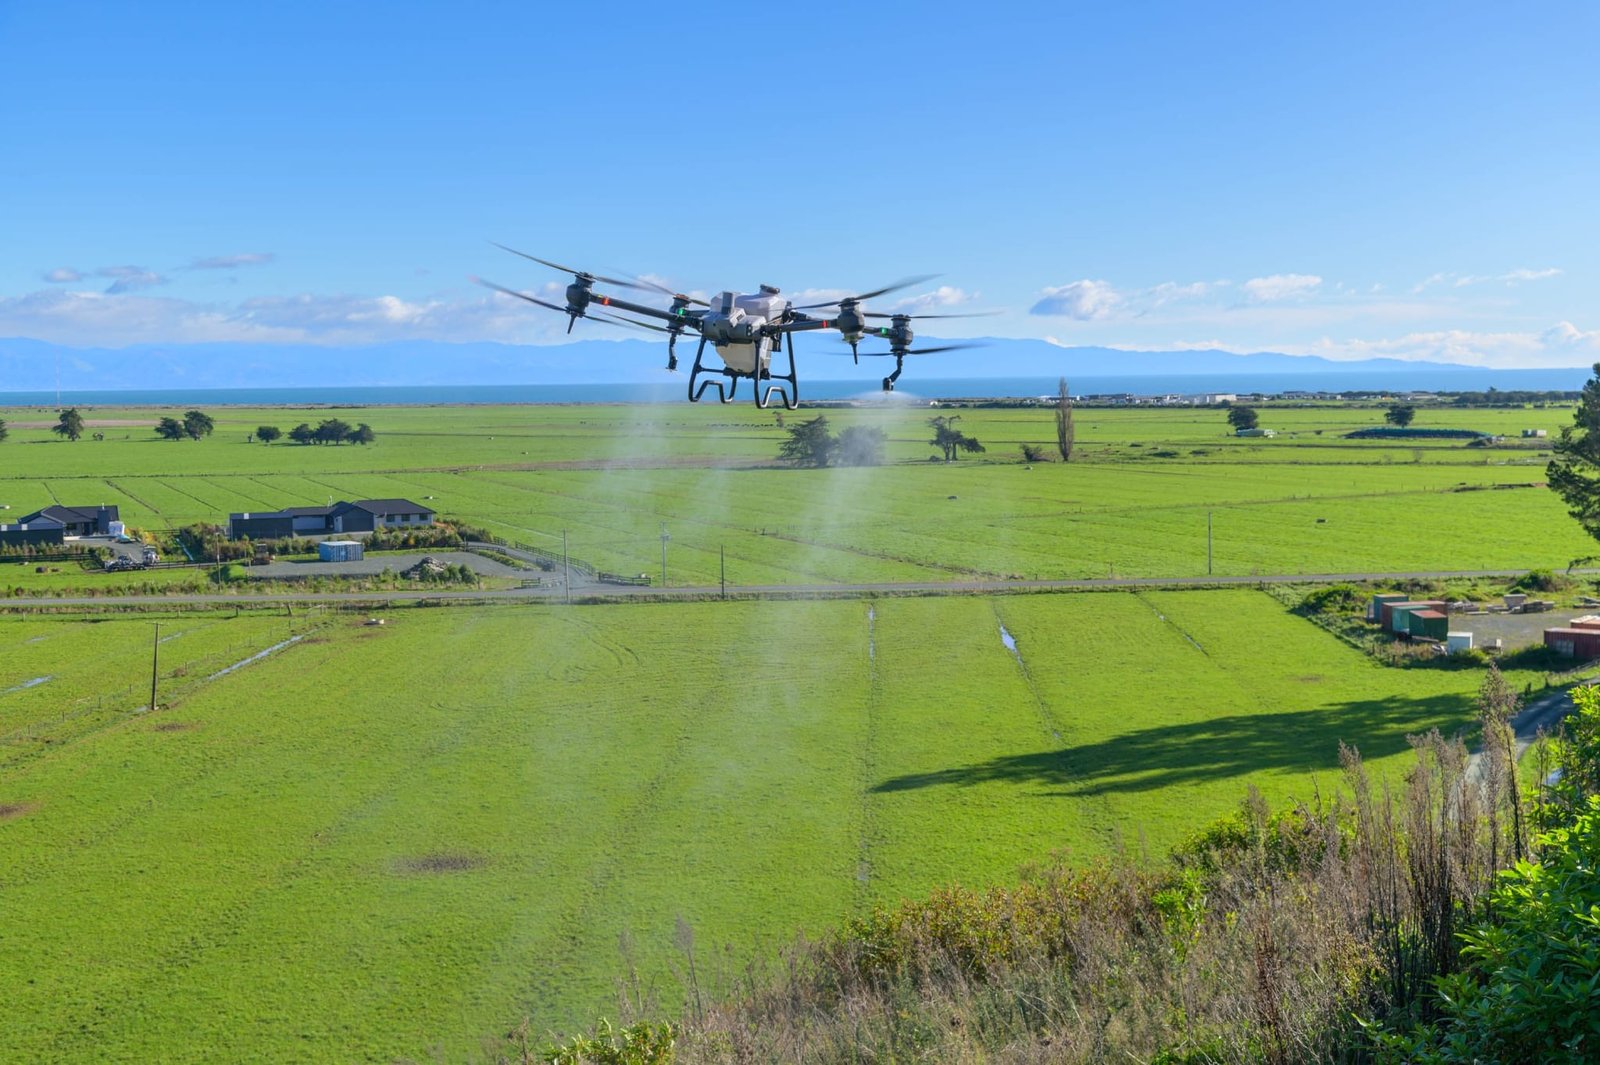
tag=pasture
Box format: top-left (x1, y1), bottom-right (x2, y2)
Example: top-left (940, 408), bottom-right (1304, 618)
top-left (0, 592), bottom-right (1561, 1060)
top-left (0, 400), bottom-right (1589, 584)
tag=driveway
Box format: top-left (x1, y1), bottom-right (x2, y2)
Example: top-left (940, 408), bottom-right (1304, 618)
top-left (246, 550), bottom-right (529, 579)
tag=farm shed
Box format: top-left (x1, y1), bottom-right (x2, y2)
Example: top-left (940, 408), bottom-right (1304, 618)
top-left (1407, 609), bottom-right (1449, 641)
top-left (1544, 627), bottom-right (1600, 659)
top-left (318, 540), bottom-right (364, 563)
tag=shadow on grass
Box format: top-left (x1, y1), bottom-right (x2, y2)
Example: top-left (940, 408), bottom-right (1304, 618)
top-left (872, 692), bottom-right (1472, 798)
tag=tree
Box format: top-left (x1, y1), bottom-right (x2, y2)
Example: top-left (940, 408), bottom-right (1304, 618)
top-left (288, 422), bottom-right (316, 445)
top-left (182, 409), bottom-right (215, 440)
top-left (315, 418), bottom-right (352, 445)
top-left (928, 415), bottom-right (985, 462)
top-left (256, 425), bottom-right (282, 445)
top-left (1226, 406), bottom-right (1259, 431)
top-left (154, 416), bottom-right (186, 441)
top-left (348, 422), bottom-right (375, 446)
top-left (777, 415), bottom-right (835, 467)
top-left (834, 425), bottom-right (886, 467)
top-left (0, 418), bottom-right (8, 443)
top-left (1055, 377), bottom-right (1074, 461)
top-left (1548, 363), bottom-right (1600, 543)
top-left (1020, 443), bottom-right (1049, 463)
top-left (53, 408), bottom-right (84, 442)
top-left (1385, 403), bottom-right (1416, 427)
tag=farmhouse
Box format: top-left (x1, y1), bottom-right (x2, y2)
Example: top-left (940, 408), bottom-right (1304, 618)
top-left (227, 499), bottom-right (435, 540)
top-left (15, 504), bottom-right (119, 538)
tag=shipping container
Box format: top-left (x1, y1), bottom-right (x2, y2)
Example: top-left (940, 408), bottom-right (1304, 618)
top-left (318, 539), bottom-right (364, 563)
top-left (1408, 609), bottom-right (1449, 640)
top-left (1570, 615), bottom-right (1600, 631)
top-left (1370, 593), bottom-right (1409, 621)
top-left (1383, 600), bottom-right (1445, 633)
top-left (1446, 632), bottom-right (1474, 654)
top-left (1544, 627), bottom-right (1600, 659)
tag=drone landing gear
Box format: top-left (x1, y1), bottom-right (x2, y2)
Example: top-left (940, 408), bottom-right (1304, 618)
top-left (687, 337), bottom-right (736, 404)
top-left (753, 332), bottom-right (799, 411)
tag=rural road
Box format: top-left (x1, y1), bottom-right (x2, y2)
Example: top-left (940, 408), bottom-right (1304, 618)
top-left (6, 564), bottom-right (1599, 608)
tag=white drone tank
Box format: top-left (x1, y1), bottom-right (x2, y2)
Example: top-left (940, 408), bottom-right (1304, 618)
top-left (707, 287), bottom-right (786, 374)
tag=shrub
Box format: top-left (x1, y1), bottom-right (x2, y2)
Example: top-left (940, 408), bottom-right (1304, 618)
top-left (1512, 568), bottom-right (1570, 593)
top-left (1300, 583), bottom-right (1366, 614)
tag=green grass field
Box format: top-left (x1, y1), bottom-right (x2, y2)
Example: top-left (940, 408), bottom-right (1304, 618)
top-left (0, 591), bottom-right (1559, 1061)
top-left (0, 401), bottom-right (1589, 583)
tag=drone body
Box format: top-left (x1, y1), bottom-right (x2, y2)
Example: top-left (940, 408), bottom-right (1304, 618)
top-left (476, 245), bottom-right (985, 409)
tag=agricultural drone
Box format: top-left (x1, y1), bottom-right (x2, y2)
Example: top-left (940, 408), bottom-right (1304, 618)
top-left (474, 244), bottom-right (985, 409)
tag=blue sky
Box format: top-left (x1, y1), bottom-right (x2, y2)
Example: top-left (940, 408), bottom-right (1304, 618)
top-left (2, 2), bottom-right (1597, 367)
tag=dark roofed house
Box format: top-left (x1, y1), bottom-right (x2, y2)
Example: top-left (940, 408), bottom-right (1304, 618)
top-left (327, 499), bottom-right (436, 534)
top-left (16, 505), bottom-right (119, 538)
top-left (227, 499), bottom-right (433, 540)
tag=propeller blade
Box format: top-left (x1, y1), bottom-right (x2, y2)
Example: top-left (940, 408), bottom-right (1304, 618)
top-left (624, 273), bottom-right (710, 307)
top-left (794, 273), bottom-right (941, 310)
top-left (861, 310), bottom-right (1001, 319)
top-left (473, 276), bottom-right (570, 314)
top-left (591, 310), bottom-right (673, 334)
top-left (488, 242), bottom-right (646, 290)
top-left (904, 343), bottom-right (982, 355)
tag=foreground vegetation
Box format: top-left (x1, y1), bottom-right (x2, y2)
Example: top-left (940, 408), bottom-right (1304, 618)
top-left (532, 685), bottom-right (1600, 1065)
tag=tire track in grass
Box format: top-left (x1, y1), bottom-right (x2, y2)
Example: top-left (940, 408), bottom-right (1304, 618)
top-left (993, 602), bottom-right (1070, 744)
top-left (1132, 590), bottom-right (1210, 656)
top-left (854, 601), bottom-right (882, 909)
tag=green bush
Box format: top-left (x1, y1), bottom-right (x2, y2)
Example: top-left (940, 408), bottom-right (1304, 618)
top-left (1513, 568), bottom-right (1571, 593)
top-left (1300, 583), bottom-right (1366, 615)
top-left (541, 1020), bottom-right (675, 1065)
top-left (1371, 797), bottom-right (1600, 1063)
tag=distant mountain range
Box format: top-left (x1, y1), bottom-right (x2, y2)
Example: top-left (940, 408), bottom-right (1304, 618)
top-left (0, 335), bottom-right (1579, 391)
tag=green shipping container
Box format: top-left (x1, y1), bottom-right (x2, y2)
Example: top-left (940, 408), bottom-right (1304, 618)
top-left (1408, 609), bottom-right (1449, 640)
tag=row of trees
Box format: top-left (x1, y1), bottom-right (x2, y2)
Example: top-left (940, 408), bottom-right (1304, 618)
top-left (255, 420), bottom-right (375, 446)
top-left (776, 415), bottom-right (990, 467)
top-left (1226, 403), bottom-right (1417, 433)
top-left (154, 410), bottom-right (215, 441)
top-left (776, 416), bottom-right (888, 467)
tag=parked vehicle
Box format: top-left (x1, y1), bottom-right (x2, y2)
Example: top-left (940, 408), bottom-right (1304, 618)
top-left (104, 557), bottom-right (144, 572)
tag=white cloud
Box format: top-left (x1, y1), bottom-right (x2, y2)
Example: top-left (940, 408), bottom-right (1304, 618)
top-left (42, 267), bottom-right (83, 283)
top-left (1030, 279), bottom-right (1122, 319)
top-left (1295, 321), bottom-right (1600, 368)
top-left (0, 286), bottom-right (599, 347)
top-left (1414, 267), bottom-right (1562, 291)
top-left (892, 285), bottom-right (976, 313)
top-left (190, 252), bottom-right (275, 270)
top-left (1241, 273), bottom-right (1322, 302)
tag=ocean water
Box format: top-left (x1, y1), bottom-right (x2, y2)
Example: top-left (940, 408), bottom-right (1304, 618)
top-left (0, 369), bottom-right (1588, 407)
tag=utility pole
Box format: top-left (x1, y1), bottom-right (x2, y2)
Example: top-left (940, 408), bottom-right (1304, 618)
top-left (149, 622), bottom-right (160, 712)
top-left (1207, 511), bottom-right (1213, 576)
top-left (720, 544), bottom-right (726, 599)
top-left (562, 529), bottom-right (570, 605)
top-left (659, 524), bottom-right (670, 587)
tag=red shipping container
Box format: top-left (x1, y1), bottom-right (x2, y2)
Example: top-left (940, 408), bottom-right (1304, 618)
top-left (1544, 627), bottom-right (1600, 659)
